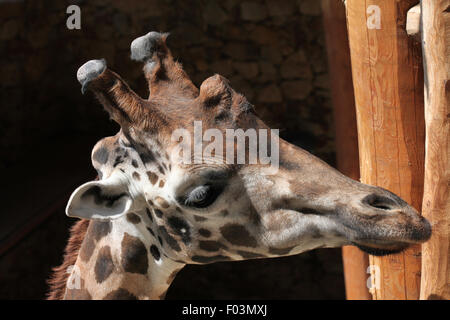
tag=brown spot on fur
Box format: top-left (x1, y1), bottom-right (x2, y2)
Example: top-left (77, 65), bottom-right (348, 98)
top-left (167, 216), bottom-right (191, 244)
top-left (155, 196), bottom-right (170, 208)
top-left (159, 180), bottom-right (165, 188)
top-left (132, 171), bottom-right (141, 181)
top-left (92, 220), bottom-right (112, 241)
top-left (79, 228), bottom-right (95, 263)
top-left (145, 208), bottom-right (153, 222)
top-left (147, 171), bottom-right (158, 184)
top-left (194, 215), bottom-right (207, 222)
top-left (121, 233), bottom-right (149, 274)
top-left (220, 223), bottom-right (257, 247)
top-left (103, 288), bottom-right (138, 300)
top-left (309, 226), bottom-right (322, 239)
top-left (148, 229), bottom-right (156, 240)
top-left (155, 209), bottom-right (163, 218)
top-left (198, 228), bottom-right (211, 237)
top-left (220, 210), bottom-right (229, 216)
top-left (95, 246), bottom-right (114, 283)
top-left (149, 245), bottom-right (161, 261)
top-left (158, 226), bottom-right (181, 252)
top-left (126, 213), bottom-right (141, 224)
top-left (199, 240), bottom-right (227, 252)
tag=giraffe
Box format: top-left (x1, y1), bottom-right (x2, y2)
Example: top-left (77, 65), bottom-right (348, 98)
top-left (48, 31), bottom-right (431, 300)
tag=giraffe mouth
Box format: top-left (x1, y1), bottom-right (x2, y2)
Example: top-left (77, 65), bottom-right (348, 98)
top-left (345, 222), bottom-right (430, 256)
top-left (351, 241), bottom-right (410, 256)
top-left (326, 198), bottom-right (432, 256)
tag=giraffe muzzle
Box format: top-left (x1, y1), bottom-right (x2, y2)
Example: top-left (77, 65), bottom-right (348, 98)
top-left (334, 188), bottom-right (432, 256)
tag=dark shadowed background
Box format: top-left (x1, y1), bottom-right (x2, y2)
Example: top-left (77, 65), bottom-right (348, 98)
top-left (0, 0), bottom-right (344, 299)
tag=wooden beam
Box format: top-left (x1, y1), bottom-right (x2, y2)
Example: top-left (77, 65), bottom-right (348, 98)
top-left (321, 0), bottom-right (371, 300)
top-left (419, 0), bottom-right (450, 300)
top-left (346, 0), bottom-right (425, 299)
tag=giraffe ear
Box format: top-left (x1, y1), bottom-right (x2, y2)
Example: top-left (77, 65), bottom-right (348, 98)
top-left (66, 175), bottom-right (133, 220)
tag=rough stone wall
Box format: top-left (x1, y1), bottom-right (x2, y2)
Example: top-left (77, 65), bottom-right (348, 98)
top-left (0, 0), bottom-right (334, 167)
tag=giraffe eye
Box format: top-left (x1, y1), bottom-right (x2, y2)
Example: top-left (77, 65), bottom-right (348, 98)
top-left (182, 184), bottom-right (223, 209)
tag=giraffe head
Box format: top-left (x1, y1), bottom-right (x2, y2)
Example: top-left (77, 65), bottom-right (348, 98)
top-left (67, 31), bottom-right (431, 268)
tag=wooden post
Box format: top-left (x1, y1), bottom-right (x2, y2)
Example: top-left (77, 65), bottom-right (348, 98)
top-left (346, 0), bottom-right (425, 299)
top-left (321, 0), bottom-right (371, 300)
top-left (419, 0), bottom-right (450, 300)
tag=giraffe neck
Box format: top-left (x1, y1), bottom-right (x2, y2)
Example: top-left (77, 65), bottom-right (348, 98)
top-left (64, 217), bottom-right (185, 300)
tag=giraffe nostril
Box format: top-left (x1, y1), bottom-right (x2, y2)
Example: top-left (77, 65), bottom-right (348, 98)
top-left (362, 194), bottom-right (397, 211)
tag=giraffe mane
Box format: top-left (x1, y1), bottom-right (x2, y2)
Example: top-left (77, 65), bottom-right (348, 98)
top-left (46, 219), bottom-right (90, 300)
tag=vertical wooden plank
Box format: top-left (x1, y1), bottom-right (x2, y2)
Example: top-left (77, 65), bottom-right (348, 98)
top-left (321, 0), bottom-right (371, 300)
top-left (346, 0), bottom-right (425, 299)
top-left (420, 0), bottom-right (450, 300)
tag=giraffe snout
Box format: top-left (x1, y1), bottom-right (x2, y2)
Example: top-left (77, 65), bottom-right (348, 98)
top-left (342, 187), bottom-right (432, 256)
top-left (360, 189), bottom-right (431, 241)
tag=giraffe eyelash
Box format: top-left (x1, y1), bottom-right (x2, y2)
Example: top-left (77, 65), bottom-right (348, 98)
top-left (181, 184), bottom-right (224, 209)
